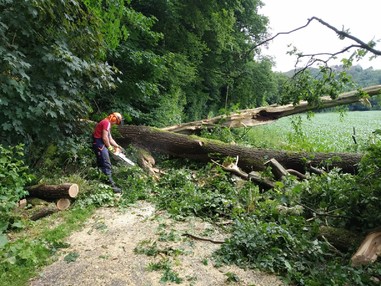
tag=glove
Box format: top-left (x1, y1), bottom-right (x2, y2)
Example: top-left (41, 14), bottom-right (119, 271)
top-left (108, 146), bottom-right (115, 153)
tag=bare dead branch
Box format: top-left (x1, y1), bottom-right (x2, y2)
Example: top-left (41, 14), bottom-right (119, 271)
top-left (252, 16), bottom-right (380, 68)
top-left (182, 233), bottom-right (224, 244)
top-left (311, 17), bottom-right (381, 55)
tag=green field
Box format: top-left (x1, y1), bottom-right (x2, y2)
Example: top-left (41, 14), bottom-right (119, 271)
top-left (246, 110), bottom-right (381, 152)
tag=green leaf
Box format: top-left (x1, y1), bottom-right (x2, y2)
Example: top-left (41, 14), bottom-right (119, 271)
top-left (64, 252), bottom-right (80, 263)
top-left (0, 233), bottom-right (8, 248)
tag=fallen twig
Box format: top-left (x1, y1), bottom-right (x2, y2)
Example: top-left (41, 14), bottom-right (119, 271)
top-left (182, 233), bottom-right (225, 244)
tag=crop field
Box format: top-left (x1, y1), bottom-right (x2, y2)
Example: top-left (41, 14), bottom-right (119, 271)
top-left (246, 110), bottom-right (381, 152)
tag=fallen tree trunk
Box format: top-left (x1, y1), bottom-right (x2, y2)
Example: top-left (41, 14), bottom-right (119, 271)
top-left (162, 85), bottom-right (381, 134)
top-left (117, 125), bottom-right (362, 174)
top-left (27, 183), bottom-right (79, 200)
top-left (319, 226), bottom-right (362, 252)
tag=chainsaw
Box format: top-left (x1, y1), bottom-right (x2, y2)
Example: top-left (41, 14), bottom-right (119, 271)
top-left (112, 148), bottom-right (135, 167)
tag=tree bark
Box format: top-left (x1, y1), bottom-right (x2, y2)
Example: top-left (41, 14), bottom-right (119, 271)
top-left (162, 85), bottom-right (381, 134)
top-left (117, 125), bottom-right (362, 174)
top-left (30, 204), bottom-right (58, 221)
top-left (319, 225), bottom-right (362, 252)
top-left (27, 183), bottom-right (79, 200)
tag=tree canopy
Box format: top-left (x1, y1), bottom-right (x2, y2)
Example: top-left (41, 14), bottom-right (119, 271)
top-left (0, 0), bottom-right (380, 151)
top-left (0, 0), bottom-right (279, 148)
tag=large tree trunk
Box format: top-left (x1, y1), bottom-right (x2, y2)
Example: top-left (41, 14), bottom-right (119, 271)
top-left (117, 125), bottom-right (362, 174)
top-left (162, 85), bottom-right (381, 134)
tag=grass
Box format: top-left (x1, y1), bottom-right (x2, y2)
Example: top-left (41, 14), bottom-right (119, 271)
top-left (244, 110), bottom-right (381, 152)
top-left (0, 206), bottom-right (94, 286)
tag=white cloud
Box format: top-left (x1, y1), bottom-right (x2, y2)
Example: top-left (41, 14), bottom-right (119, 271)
top-left (259, 0), bottom-right (381, 71)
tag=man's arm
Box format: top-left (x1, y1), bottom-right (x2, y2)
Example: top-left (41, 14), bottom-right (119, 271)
top-left (109, 134), bottom-right (119, 148)
top-left (102, 129), bottom-right (112, 148)
top-left (102, 129), bottom-right (120, 151)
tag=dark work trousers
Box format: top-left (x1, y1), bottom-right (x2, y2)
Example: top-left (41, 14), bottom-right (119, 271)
top-left (92, 137), bottom-right (112, 176)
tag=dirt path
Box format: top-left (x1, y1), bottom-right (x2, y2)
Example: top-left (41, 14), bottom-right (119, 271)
top-left (29, 200), bottom-right (283, 286)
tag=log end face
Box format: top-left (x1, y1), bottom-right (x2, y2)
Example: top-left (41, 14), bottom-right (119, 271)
top-left (68, 184), bottom-right (79, 198)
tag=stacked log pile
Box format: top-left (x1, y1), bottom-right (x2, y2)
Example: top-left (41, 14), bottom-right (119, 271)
top-left (19, 183), bottom-right (79, 220)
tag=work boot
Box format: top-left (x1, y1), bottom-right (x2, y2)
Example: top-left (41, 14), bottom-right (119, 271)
top-left (107, 174), bottom-right (122, 194)
top-left (112, 186), bottom-right (122, 194)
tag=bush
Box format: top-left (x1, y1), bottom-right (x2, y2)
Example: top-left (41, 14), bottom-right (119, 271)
top-left (0, 145), bottom-right (34, 235)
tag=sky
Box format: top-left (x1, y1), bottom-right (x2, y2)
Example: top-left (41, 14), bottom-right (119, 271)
top-left (259, 0), bottom-right (381, 72)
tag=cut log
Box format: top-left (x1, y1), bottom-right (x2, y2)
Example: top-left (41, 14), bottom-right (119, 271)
top-left (351, 231), bottom-right (381, 266)
top-left (27, 197), bottom-right (50, 206)
top-left (30, 204), bottom-right (58, 221)
top-left (27, 183), bottom-right (79, 200)
top-left (17, 199), bottom-right (27, 208)
top-left (56, 198), bottom-right (71, 210)
top-left (117, 125), bottom-right (362, 175)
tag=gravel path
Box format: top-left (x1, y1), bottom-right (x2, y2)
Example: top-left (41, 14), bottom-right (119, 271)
top-left (29, 200), bottom-right (284, 286)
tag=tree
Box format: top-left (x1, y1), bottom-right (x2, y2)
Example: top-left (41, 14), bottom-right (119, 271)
top-left (124, 0), bottom-right (272, 123)
top-left (0, 0), bottom-right (120, 147)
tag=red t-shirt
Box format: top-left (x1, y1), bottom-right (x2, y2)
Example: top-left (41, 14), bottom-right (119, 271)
top-left (93, 118), bottom-right (111, 139)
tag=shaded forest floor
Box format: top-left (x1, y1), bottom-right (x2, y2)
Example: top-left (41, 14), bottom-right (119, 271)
top-left (28, 200), bottom-right (284, 286)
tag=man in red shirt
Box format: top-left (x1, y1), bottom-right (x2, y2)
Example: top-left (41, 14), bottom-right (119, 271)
top-left (92, 112), bottom-right (124, 193)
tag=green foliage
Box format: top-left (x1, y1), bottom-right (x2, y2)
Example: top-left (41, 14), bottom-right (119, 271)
top-left (152, 164), bottom-right (240, 219)
top-left (281, 67), bottom-right (354, 106)
top-left (0, 238), bottom-right (52, 284)
top-left (214, 168), bottom-right (381, 285)
top-left (82, 0), bottom-right (129, 53)
top-left (64, 252), bottom-right (80, 263)
top-left (147, 258), bottom-right (183, 284)
top-left (0, 145), bottom-right (34, 233)
top-left (0, 206), bottom-right (93, 285)
top-left (0, 0), bottom-right (118, 147)
top-left (123, 0), bottom-right (270, 123)
top-left (353, 140), bottom-right (381, 229)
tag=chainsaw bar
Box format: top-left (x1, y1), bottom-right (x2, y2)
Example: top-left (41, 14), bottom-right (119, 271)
top-left (113, 152), bottom-right (135, 166)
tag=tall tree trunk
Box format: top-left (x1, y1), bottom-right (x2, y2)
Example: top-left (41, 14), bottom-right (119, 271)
top-left (117, 125), bottom-right (362, 174)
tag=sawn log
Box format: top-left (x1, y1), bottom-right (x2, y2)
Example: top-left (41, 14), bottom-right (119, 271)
top-left (27, 183), bottom-right (79, 200)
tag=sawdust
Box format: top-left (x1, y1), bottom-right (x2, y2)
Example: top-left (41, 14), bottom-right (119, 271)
top-left (29, 200), bottom-right (284, 286)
